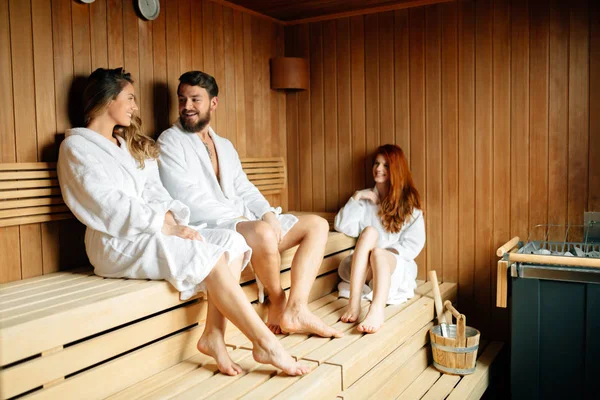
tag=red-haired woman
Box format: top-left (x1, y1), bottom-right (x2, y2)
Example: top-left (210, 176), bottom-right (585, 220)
top-left (334, 144), bottom-right (425, 333)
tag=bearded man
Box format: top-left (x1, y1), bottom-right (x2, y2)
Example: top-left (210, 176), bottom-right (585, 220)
top-left (157, 71), bottom-right (342, 338)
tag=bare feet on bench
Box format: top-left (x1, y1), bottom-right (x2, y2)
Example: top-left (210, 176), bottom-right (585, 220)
top-left (252, 337), bottom-right (310, 376)
top-left (340, 301), bottom-right (361, 323)
top-left (280, 304), bottom-right (343, 338)
top-left (266, 291), bottom-right (287, 335)
top-left (198, 331), bottom-right (243, 376)
top-left (357, 306), bottom-right (384, 334)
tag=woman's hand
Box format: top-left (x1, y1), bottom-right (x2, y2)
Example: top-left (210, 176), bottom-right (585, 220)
top-left (162, 211), bottom-right (203, 241)
top-left (262, 212), bottom-right (282, 244)
top-left (352, 189), bottom-right (379, 204)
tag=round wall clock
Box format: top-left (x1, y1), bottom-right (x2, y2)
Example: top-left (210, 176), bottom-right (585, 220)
top-left (137, 0), bottom-right (160, 21)
top-left (80, 0), bottom-right (95, 3)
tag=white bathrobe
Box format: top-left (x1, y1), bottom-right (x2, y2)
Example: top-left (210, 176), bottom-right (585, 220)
top-left (57, 127), bottom-right (251, 300)
top-left (334, 188), bottom-right (426, 305)
top-left (157, 123), bottom-right (298, 233)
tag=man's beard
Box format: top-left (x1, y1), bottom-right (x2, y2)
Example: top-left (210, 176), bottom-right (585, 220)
top-left (180, 112), bottom-right (211, 133)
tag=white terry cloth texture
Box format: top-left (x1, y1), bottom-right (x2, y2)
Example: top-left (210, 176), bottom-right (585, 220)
top-left (334, 188), bottom-right (426, 305)
top-left (58, 127), bottom-right (251, 301)
top-left (158, 123), bottom-right (298, 301)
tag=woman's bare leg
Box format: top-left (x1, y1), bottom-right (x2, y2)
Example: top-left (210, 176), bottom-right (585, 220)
top-left (340, 226), bottom-right (379, 323)
top-left (202, 254), bottom-right (309, 376)
top-left (358, 248), bottom-right (396, 333)
top-left (198, 254), bottom-right (245, 375)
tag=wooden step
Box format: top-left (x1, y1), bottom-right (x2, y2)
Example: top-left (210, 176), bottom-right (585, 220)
top-left (112, 278), bottom-right (456, 399)
top-left (366, 340), bottom-right (504, 400)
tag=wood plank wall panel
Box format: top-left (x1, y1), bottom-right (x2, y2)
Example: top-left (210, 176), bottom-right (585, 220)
top-left (440, 2), bottom-right (459, 285)
top-left (33, 0), bottom-right (60, 276)
top-left (567, 0), bottom-right (589, 241)
top-left (474, 0), bottom-right (493, 336)
top-left (0, 0), bottom-right (285, 283)
top-left (323, 20), bottom-right (339, 213)
top-left (457, 0), bottom-right (475, 315)
top-left (285, 0), bottom-right (598, 339)
top-left (491, 0), bottom-right (511, 339)
top-left (591, 1), bottom-right (600, 212)
top-left (337, 18), bottom-right (353, 208)
top-left (425, 6), bottom-right (442, 282)
top-left (409, 8), bottom-right (427, 277)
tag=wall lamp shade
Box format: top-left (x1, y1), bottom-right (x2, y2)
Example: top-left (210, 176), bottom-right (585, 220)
top-left (270, 57), bottom-right (309, 90)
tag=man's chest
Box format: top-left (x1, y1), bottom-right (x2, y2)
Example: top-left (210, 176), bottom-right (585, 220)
top-left (199, 137), bottom-right (220, 180)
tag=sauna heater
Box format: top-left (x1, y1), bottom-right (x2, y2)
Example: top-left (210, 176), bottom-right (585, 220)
top-left (497, 223), bottom-right (600, 400)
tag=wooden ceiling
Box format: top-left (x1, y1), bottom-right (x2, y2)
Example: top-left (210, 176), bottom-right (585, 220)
top-left (222, 0), bottom-right (448, 22)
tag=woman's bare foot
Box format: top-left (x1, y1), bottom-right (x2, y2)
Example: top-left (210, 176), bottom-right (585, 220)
top-left (252, 337), bottom-right (311, 376)
top-left (266, 290), bottom-right (287, 335)
top-left (280, 304), bottom-right (343, 338)
top-left (340, 301), bottom-right (361, 323)
top-left (357, 305), bottom-right (385, 334)
top-left (197, 331), bottom-right (243, 376)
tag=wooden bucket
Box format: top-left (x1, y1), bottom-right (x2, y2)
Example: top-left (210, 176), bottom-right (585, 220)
top-left (429, 301), bottom-right (481, 375)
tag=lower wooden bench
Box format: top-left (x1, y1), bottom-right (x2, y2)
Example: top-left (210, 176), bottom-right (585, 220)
top-left (101, 281), bottom-right (458, 399)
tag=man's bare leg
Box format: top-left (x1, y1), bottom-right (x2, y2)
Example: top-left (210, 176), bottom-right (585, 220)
top-left (340, 226), bottom-right (379, 323)
top-left (358, 248), bottom-right (396, 333)
top-left (236, 221), bottom-right (287, 334)
top-left (278, 215), bottom-right (343, 338)
top-left (202, 253), bottom-right (309, 376)
top-left (198, 254), bottom-right (245, 375)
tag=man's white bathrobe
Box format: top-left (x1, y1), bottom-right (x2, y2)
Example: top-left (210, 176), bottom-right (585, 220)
top-left (334, 188), bottom-right (426, 305)
top-left (57, 128), bottom-right (251, 300)
top-left (157, 123), bottom-right (298, 233)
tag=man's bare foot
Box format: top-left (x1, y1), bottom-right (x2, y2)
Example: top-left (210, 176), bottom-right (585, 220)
top-left (266, 290), bottom-right (287, 335)
top-left (197, 331), bottom-right (243, 376)
top-left (252, 337), bottom-right (311, 376)
top-left (339, 301), bottom-right (361, 323)
top-left (357, 305), bottom-right (385, 334)
top-left (280, 304), bottom-right (344, 338)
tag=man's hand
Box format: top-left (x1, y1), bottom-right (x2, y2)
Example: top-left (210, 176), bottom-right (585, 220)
top-left (352, 189), bottom-right (379, 204)
top-left (262, 212), bottom-right (282, 244)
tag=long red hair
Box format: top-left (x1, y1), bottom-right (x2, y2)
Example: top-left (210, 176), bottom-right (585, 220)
top-left (375, 144), bottom-right (422, 233)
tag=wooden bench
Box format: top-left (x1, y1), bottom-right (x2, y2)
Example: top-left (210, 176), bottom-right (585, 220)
top-left (0, 157), bottom-right (502, 399)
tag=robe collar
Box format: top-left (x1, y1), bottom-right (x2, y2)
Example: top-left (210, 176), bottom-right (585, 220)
top-left (65, 127), bottom-right (144, 193)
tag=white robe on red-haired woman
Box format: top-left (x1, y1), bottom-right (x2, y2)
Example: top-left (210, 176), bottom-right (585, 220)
top-left (334, 187), bottom-right (426, 305)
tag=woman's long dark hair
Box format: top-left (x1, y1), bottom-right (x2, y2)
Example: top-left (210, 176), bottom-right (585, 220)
top-left (375, 144), bottom-right (422, 233)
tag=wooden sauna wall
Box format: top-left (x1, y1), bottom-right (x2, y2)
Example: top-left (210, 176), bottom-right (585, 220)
top-left (0, 0), bottom-right (285, 283)
top-left (285, 0), bottom-right (599, 339)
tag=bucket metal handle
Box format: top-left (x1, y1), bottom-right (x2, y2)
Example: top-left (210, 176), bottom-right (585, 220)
top-left (444, 300), bottom-right (466, 346)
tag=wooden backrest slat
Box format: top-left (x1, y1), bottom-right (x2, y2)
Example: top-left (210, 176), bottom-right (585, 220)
top-left (239, 157), bottom-right (283, 163)
top-left (0, 162), bottom-right (56, 171)
top-left (0, 205), bottom-right (70, 219)
top-left (242, 163), bottom-right (285, 170)
top-left (242, 167), bottom-right (284, 174)
top-left (251, 178), bottom-right (286, 185)
top-left (254, 182), bottom-right (285, 190)
top-left (0, 178), bottom-right (59, 190)
top-left (0, 197), bottom-right (65, 210)
top-left (0, 187), bottom-right (61, 200)
top-left (0, 213), bottom-right (73, 228)
top-left (0, 170), bottom-right (57, 180)
top-left (241, 171), bottom-right (285, 179)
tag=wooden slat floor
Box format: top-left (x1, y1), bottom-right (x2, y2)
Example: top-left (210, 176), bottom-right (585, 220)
top-left (100, 280), bottom-right (501, 400)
